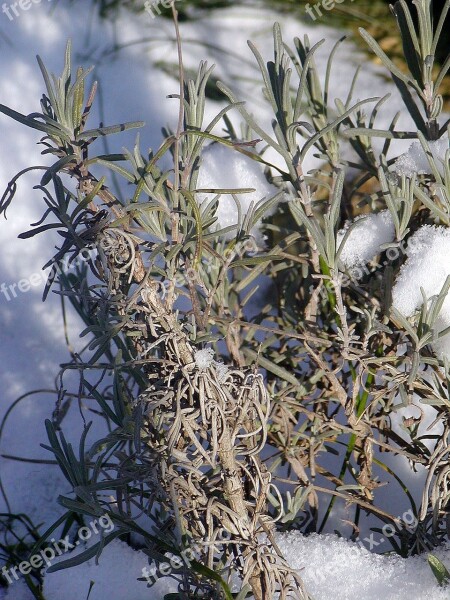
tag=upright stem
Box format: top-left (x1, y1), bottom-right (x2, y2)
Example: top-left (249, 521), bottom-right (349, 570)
top-left (171, 2), bottom-right (185, 244)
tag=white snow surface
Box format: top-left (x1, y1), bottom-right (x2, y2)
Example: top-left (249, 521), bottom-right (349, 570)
top-left (277, 532), bottom-right (450, 600)
top-left (394, 138), bottom-right (449, 177)
top-left (196, 142), bottom-right (280, 240)
top-left (392, 225), bottom-right (450, 317)
top-left (392, 225), bottom-right (450, 360)
top-left (337, 209), bottom-right (395, 270)
top-left (6, 532), bottom-right (448, 600)
top-left (40, 539), bottom-right (178, 600)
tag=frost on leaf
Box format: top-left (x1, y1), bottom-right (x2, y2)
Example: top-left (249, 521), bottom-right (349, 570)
top-left (194, 347), bottom-right (215, 370)
top-left (214, 361), bottom-right (229, 383)
top-left (194, 347), bottom-right (229, 381)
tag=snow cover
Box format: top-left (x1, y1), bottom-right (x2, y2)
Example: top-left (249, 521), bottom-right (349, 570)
top-left (3, 539), bottom-right (177, 600)
top-left (41, 539), bottom-right (178, 600)
top-left (277, 532), bottom-right (450, 600)
top-left (7, 533), bottom-right (446, 600)
top-left (391, 225), bottom-right (450, 360)
top-left (391, 225), bottom-right (450, 317)
top-left (196, 142), bottom-right (280, 240)
top-left (394, 138), bottom-right (449, 178)
top-left (337, 209), bottom-right (395, 270)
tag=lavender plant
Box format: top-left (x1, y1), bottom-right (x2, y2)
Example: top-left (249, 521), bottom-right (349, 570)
top-left (1, 1), bottom-right (450, 598)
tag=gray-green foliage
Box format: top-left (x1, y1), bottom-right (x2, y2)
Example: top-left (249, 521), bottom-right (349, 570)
top-left (1, 1), bottom-right (450, 598)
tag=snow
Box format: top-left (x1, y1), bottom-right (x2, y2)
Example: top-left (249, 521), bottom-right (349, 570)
top-left (194, 346), bottom-right (229, 381)
top-left (430, 320), bottom-right (450, 363)
top-left (194, 346), bottom-right (215, 370)
top-left (41, 539), bottom-right (178, 599)
top-left (196, 142), bottom-right (280, 240)
top-left (337, 209), bottom-right (395, 270)
top-left (4, 581), bottom-right (34, 600)
top-left (391, 225), bottom-right (450, 359)
top-left (8, 532), bottom-right (450, 600)
top-left (391, 225), bottom-right (450, 317)
top-left (277, 532), bottom-right (450, 600)
top-left (214, 361), bottom-right (229, 383)
top-left (388, 367), bottom-right (444, 452)
top-left (394, 138), bottom-right (449, 178)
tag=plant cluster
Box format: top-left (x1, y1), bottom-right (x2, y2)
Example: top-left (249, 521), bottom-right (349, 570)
top-left (1, 1), bottom-right (450, 598)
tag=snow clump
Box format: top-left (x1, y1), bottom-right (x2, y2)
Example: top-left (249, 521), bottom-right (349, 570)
top-left (337, 209), bottom-right (395, 270)
top-left (194, 347), bottom-right (215, 370)
top-left (392, 225), bottom-right (450, 360)
top-left (394, 138), bottom-right (448, 178)
top-left (194, 347), bottom-right (229, 381)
